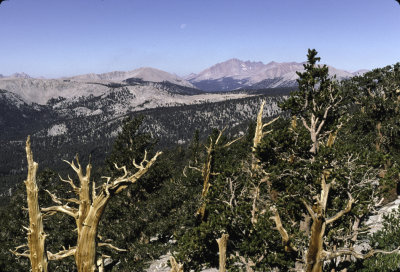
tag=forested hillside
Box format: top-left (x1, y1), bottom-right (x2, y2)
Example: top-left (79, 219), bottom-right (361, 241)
top-left (1, 51), bottom-right (400, 271)
top-left (0, 89), bottom-right (289, 201)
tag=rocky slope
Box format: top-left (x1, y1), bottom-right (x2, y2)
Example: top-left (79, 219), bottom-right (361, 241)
top-left (0, 72), bottom-right (289, 199)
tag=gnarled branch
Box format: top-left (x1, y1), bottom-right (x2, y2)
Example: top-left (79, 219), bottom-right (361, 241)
top-left (47, 247), bottom-right (76, 261)
top-left (270, 206), bottom-right (297, 252)
top-left (98, 242), bottom-right (126, 252)
top-left (323, 246), bottom-right (400, 261)
top-left (42, 205), bottom-right (78, 218)
top-left (326, 193), bottom-right (354, 224)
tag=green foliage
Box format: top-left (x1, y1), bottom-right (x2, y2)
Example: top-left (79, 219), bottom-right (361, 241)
top-left (175, 124), bottom-right (294, 271)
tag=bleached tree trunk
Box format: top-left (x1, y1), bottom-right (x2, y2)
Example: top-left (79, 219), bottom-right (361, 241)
top-left (42, 150), bottom-right (161, 272)
top-left (302, 172), bottom-right (354, 272)
top-left (217, 233), bottom-right (229, 272)
top-left (169, 256), bottom-right (184, 272)
top-left (24, 136), bottom-right (48, 272)
top-left (11, 136), bottom-right (48, 272)
top-left (250, 101), bottom-right (278, 225)
top-left (196, 129), bottom-right (242, 220)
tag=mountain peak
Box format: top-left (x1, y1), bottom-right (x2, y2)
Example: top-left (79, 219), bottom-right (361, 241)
top-left (190, 58), bottom-right (267, 82)
top-left (187, 59), bottom-right (363, 92)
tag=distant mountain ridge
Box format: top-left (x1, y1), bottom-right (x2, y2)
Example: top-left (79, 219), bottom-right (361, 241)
top-left (0, 72), bottom-right (32, 79)
top-left (68, 67), bottom-right (195, 88)
top-left (0, 67), bottom-right (200, 105)
top-left (185, 59), bottom-right (366, 91)
top-left (1, 59), bottom-right (368, 99)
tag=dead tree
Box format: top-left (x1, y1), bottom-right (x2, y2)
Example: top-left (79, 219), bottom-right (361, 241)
top-left (12, 136), bottom-right (162, 271)
top-left (250, 101), bottom-right (278, 225)
top-left (11, 136), bottom-right (48, 272)
top-left (193, 128), bottom-right (242, 220)
top-left (251, 100), bottom-right (278, 171)
top-left (40, 149), bottom-right (161, 272)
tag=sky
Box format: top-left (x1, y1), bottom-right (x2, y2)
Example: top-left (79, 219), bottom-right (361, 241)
top-left (0, 0), bottom-right (399, 78)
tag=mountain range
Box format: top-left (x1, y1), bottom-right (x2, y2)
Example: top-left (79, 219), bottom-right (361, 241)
top-left (185, 58), bottom-right (367, 91)
top-left (0, 58), bottom-right (367, 198)
top-left (0, 58), bottom-right (367, 104)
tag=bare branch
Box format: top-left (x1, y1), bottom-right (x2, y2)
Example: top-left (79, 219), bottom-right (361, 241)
top-left (326, 193), bottom-right (354, 225)
top-left (302, 199), bottom-right (316, 220)
top-left (44, 189), bottom-right (62, 205)
top-left (262, 116), bottom-right (279, 129)
top-left (222, 135), bottom-right (244, 148)
top-left (42, 205), bottom-right (78, 218)
top-left (215, 127), bottom-right (226, 146)
top-left (104, 151), bottom-right (162, 194)
top-left (98, 243), bottom-right (127, 252)
top-left (188, 163), bottom-right (202, 172)
top-left (301, 116), bottom-right (311, 132)
top-left (59, 174), bottom-right (79, 193)
top-left (9, 247), bottom-right (30, 258)
top-left (323, 246), bottom-right (400, 261)
top-left (47, 247), bottom-right (76, 261)
top-left (44, 189), bottom-right (80, 206)
top-left (270, 206), bottom-right (297, 252)
top-left (10, 244), bottom-right (30, 258)
top-left (62, 155), bottom-right (91, 188)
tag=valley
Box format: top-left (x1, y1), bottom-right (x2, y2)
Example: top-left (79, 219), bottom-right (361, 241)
top-left (0, 65), bottom-right (293, 199)
top-left (0, 58), bottom-right (366, 199)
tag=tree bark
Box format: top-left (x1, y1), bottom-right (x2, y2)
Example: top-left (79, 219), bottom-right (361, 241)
top-left (41, 149), bottom-right (161, 271)
top-left (75, 194), bottom-right (109, 272)
top-left (169, 256), bottom-right (184, 272)
top-left (24, 136), bottom-right (48, 272)
top-left (217, 233), bottom-right (229, 272)
top-left (306, 216), bottom-right (325, 272)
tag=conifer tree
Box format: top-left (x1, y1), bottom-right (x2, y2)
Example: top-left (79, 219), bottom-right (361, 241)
top-left (261, 49), bottom-right (398, 271)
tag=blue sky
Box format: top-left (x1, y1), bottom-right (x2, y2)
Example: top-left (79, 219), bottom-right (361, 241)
top-left (0, 0), bottom-right (399, 78)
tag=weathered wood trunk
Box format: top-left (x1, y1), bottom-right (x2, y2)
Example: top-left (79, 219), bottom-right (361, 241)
top-left (306, 216), bottom-right (325, 272)
top-left (217, 233), bottom-right (229, 272)
top-left (75, 222), bottom-right (98, 272)
top-left (75, 194), bottom-right (109, 272)
top-left (169, 256), bottom-right (184, 272)
top-left (25, 136), bottom-right (48, 272)
top-left (39, 148), bottom-right (161, 271)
